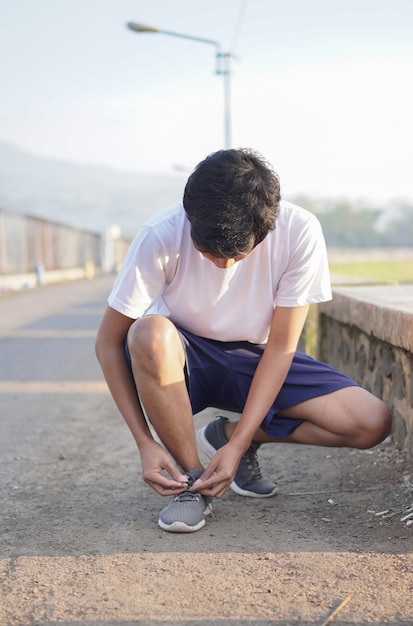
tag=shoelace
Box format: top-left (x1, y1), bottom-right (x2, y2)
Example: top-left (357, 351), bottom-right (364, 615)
top-left (243, 442), bottom-right (262, 480)
top-left (173, 477), bottom-right (214, 518)
top-left (172, 470), bottom-right (203, 503)
top-left (173, 490), bottom-right (201, 503)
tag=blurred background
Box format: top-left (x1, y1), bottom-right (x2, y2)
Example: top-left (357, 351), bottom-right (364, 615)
top-left (1, 0), bottom-right (412, 282)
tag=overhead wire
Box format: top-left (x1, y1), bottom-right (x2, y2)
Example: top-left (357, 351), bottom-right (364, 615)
top-left (230, 0), bottom-right (248, 54)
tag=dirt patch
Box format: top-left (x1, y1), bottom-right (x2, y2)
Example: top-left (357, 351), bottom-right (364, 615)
top-left (0, 277), bottom-right (412, 625)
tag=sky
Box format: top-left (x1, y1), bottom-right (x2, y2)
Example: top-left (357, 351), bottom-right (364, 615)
top-left (1, 0), bottom-right (412, 203)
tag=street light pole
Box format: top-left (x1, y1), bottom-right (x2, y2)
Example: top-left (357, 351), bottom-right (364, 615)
top-left (126, 21), bottom-right (232, 149)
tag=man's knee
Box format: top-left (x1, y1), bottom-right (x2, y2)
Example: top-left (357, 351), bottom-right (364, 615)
top-left (127, 315), bottom-right (183, 367)
top-left (357, 400), bottom-right (392, 449)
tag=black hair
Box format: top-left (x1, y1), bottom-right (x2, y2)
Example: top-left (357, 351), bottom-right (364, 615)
top-left (183, 148), bottom-right (281, 258)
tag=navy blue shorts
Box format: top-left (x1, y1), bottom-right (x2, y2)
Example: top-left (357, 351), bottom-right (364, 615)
top-left (176, 326), bottom-right (358, 439)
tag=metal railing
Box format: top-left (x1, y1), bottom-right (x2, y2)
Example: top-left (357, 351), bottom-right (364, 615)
top-left (0, 208), bottom-right (130, 279)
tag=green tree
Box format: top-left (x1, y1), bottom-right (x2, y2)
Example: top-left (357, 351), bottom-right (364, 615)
top-left (382, 202), bottom-right (413, 246)
top-left (316, 201), bottom-right (382, 247)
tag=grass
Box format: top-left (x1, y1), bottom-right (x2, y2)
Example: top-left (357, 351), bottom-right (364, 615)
top-left (329, 260), bottom-right (413, 284)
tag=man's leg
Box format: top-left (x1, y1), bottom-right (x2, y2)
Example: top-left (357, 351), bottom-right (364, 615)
top-left (279, 386), bottom-right (391, 447)
top-left (128, 315), bottom-right (212, 533)
top-left (127, 314), bottom-right (203, 472)
top-left (224, 386), bottom-right (391, 448)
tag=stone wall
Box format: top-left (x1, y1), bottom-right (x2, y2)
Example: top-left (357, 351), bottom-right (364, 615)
top-left (318, 285), bottom-right (413, 463)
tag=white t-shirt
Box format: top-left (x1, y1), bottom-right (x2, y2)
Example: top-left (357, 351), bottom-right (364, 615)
top-left (108, 201), bottom-right (332, 344)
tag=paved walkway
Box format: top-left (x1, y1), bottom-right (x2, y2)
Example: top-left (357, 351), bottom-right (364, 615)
top-left (0, 276), bottom-right (412, 625)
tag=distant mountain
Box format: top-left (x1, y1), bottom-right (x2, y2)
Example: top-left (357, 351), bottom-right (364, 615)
top-left (0, 141), bottom-right (187, 237)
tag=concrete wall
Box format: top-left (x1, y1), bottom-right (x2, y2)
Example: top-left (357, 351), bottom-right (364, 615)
top-left (318, 285), bottom-right (413, 463)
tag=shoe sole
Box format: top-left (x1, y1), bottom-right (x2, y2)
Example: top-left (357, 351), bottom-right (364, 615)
top-left (229, 481), bottom-right (278, 498)
top-left (197, 425), bottom-right (279, 499)
top-left (158, 504), bottom-right (211, 533)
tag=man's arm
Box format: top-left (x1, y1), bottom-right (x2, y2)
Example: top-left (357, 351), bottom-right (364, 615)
top-left (95, 307), bottom-right (189, 495)
top-left (194, 304), bottom-right (309, 497)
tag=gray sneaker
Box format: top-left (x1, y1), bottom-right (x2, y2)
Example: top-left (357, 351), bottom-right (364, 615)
top-left (158, 469), bottom-right (212, 533)
top-left (197, 416), bottom-right (278, 498)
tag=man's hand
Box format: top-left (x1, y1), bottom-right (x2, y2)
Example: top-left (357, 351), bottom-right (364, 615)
top-left (192, 442), bottom-right (244, 498)
top-left (139, 439), bottom-right (190, 496)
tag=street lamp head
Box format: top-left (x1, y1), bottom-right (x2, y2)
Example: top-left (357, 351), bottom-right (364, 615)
top-left (125, 19), bottom-right (231, 147)
top-left (127, 22), bottom-right (159, 33)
